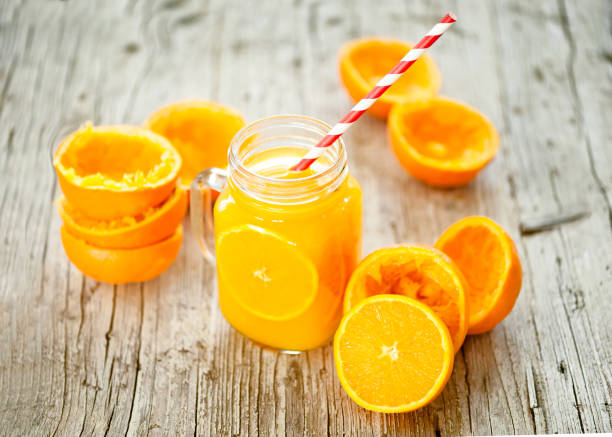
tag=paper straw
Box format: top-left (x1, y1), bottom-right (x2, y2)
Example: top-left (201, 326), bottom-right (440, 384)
top-left (291, 13), bottom-right (456, 171)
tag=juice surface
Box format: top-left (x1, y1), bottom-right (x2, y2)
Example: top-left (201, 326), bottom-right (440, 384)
top-left (214, 147), bottom-right (362, 351)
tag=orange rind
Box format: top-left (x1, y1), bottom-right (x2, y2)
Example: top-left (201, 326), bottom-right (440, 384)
top-left (61, 225), bottom-right (183, 284)
top-left (339, 38), bottom-right (441, 119)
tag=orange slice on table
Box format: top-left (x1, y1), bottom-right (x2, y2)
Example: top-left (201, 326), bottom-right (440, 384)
top-left (216, 225), bottom-right (318, 321)
top-left (61, 225), bottom-right (183, 284)
top-left (339, 38), bottom-right (441, 119)
top-left (144, 100), bottom-right (246, 190)
top-left (334, 294), bottom-right (454, 413)
top-left (56, 188), bottom-right (187, 249)
top-left (435, 216), bottom-right (522, 334)
top-left (388, 97), bottom-right (499, 187)
top-left (344, 245), bottom-right (469, 353)
top-left (54, 124), bottom-right (182, 220)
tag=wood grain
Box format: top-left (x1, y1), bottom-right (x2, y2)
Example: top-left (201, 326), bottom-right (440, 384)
top-left (0, 0), bottom-right (610, 435)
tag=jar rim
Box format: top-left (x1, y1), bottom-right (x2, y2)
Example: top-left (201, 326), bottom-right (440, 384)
top-left (228, 114), bottom-right (346, 181)
top-left (227, 114), bottom-right (348, 204)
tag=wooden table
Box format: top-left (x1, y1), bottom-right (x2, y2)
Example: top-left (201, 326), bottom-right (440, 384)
top-left (1, 0), bottom-right (610, 435)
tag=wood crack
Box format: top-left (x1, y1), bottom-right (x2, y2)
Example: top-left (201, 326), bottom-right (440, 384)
top-left (484, 376), bottom-right (493, 434)
top-left (570, 372), bottom-right (586, 433)
top-left (194, 359), bottom-right (200, 437)
top-left (34, 218), bottom-right (50, 303)
top-left (517, 239), bottom-right (550, 433)
top-left (272, 354), bottom-right (279, 435)
top-left (492, 350), bottom-right (517, 434)
top-left (554, 232), bottom-right (596, 429)
top-left (76, 278), bottom-right (88, 344)
top-left (104, 287), bottom-right (117, 363)
top-left (461, 350), bottom-right (473, 435)
top-left (0, 55), bottom-right (17, 122)
top-left (256, 347), bottom-right (263, 436)
top-left (125, 284), bottom-right (145, 436)
top-left (50, 265), bottom-right (73, 437)
top-left (526, 364), bottom-right (538, 412)
top-left (502, 325), bottom-right (531, 432)
top-left (0, 182), bottom-right (8, 223)
top-left (4, 127), bottom-right (14, 164)
top-left (104, 357), bottom-right (118, 437)
top-left (489, 1), bottom-right (514, 147)
top-left (557, 0), bottom-right (612, 233)
top-left (144, 286), bottom-right (161, 434)
top-left (319, 350), bottom-right (331, 437)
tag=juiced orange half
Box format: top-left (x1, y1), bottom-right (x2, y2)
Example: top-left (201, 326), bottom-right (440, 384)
top-left (344, 244), bottom-right (469, 353)
top-left (435, 216), bottom-right (522, 334)
top-left (339, 38), bottom-right (441, 119)
top-left (54, 124), bottom-right (182, 220)
top-left (61, 225), bottom-right (183, 284)
top-left (388, 97), bottom-right (499, 187)
top-left (144, 100), bottom-right (245, 189)
top-left (56, 188), bottom-right (187, 249)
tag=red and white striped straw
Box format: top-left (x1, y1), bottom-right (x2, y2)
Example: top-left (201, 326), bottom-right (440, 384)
top-left (291, 12), bottom-right (456, 172)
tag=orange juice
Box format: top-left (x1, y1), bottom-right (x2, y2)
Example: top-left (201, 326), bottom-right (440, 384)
top-left (191, 115), bottom-right (362, 351)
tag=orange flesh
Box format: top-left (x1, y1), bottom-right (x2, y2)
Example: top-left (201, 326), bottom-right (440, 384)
top-left (344, 246), bottom-right (468, 352)
top-left (350, 42), bottom-right (436, 99)
top-left (364, 261), bottom-right (461, 342)
top-left (58, 127), bottom-right (177, 188)
top-left (335, 296), bottom-right (453, 411)
top-left (58, 194), bottom-right (168, 231)
top-left (436, 225), bottom-right (505, 318)
top-left (216, 225), bottom-right (318, 321)
top-left (399, 102), bottom-right (493, 164)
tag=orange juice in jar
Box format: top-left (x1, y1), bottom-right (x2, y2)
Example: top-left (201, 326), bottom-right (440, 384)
top-left (191, 115), bottom-right (362, 351)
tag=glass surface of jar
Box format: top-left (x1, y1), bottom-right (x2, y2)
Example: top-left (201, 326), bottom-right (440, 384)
top-left (191, 115), bottom-right (362, 351)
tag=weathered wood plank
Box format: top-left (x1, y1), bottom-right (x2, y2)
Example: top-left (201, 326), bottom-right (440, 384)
top-left (0, 0), bottom-right (610, 436)
top-left (492, 0), bottom-right (612, 433)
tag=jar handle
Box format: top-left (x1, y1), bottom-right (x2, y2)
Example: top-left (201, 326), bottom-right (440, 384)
top-left (190, 167), bottom-right (227, 264)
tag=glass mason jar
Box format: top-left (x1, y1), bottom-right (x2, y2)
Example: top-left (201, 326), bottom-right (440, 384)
top-left (191, 115), bottom-right (362, 351)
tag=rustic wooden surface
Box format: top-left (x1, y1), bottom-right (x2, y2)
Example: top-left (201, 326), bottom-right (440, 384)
top-left (1, 0), bottom-right (611, 435)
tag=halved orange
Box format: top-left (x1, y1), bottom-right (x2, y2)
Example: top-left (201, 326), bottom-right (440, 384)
top-left (344, 245), bottom-right (468, 353)
top-left (388, 97), bottom-right (499, 187)
top-left (56, 188), bottom-right (187, 249)
top-left (144, 100), bottom-right (246, 189)
top-left (216, 225), bottom-right (318, 321)
top-left (339, 38), bottom-right (441, 119)
top-left (60, 225), bottom-right (183, 284)
top-left (54, 124), bottom-right (182, 220)
top-left (334, 294), bottom-right (454, 413)
top-left (435, 216), bottom-right (522, 334)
